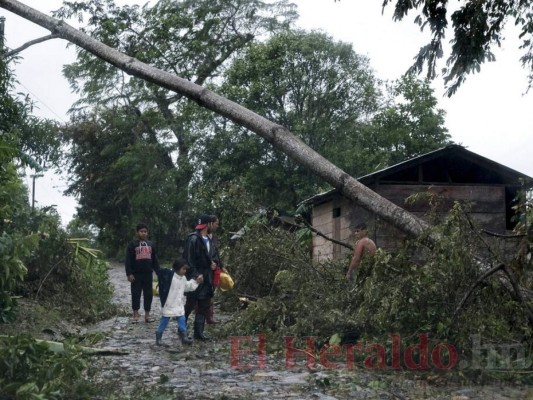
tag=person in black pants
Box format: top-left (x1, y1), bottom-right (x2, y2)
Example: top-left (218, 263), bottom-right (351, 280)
top-left (207, 214), bottom-right (224, 324)
top-left (183, 215), bottom-right (217, 341)
top-left (125, 223), bottom-right (160, 323)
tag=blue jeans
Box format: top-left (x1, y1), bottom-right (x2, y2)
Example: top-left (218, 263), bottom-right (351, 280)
top-left (156, 315), bottom-right (187, 334)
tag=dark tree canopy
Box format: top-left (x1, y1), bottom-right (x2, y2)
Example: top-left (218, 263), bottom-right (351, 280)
top-left (363, 73), bottom-right (452, 167)
top-left (53, 0), bottom-right (296, 249)
top-left (192, 32), bottom-right (450, 210)
top-left (194, 30), bottom-right (382, 209)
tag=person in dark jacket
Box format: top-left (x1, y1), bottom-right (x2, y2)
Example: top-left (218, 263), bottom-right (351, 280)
top-left (155, 258), bottom-right (203, 346)
top-left (207, 214), bottom-right (224, 324)
top-left (183, 215), bottom-right (217, 341)
top-left (125, 223), bottom-right (160, 323)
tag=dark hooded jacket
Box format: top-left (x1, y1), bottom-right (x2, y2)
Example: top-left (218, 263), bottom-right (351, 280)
top-left (183, 232), bottom-right (215, 300)
top-left (157, 268), bottom-right (174, 308)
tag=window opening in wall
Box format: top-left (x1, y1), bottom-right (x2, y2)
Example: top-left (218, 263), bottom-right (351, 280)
top-left (505, 187), bottom-right (520, 231)
top-left (332, 207), bottom-right (341, 218)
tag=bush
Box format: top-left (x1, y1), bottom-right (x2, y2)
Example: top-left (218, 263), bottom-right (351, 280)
top-left (0, 163), bottom-right (39, 322)
top-left (220, 203), bottom-right (533, 380)
top-left (20, 212), bottom-right (116, 323)
top-left (0, 231), bottom-right (39, 322)
top-left (0, 335), bottom-right (95, 399)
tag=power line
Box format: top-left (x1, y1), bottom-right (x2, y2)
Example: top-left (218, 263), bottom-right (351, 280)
top-left (17, 80), bottom-right (69, 122)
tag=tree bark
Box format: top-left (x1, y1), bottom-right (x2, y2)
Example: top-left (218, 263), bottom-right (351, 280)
top-left (0, 0), bottom-right (431, 240)
top-left (1, 33), bottom-right (58, 58)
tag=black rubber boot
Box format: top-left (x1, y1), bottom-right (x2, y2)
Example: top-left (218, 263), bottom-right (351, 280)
top-left (155, 331), bottom-right (163, 346)
top-left (206, 302), bottom-right (219, 324)
top-left (193, 315), bottom-right (211, 341)
top-left (179, 330), bottom-right (193, 345)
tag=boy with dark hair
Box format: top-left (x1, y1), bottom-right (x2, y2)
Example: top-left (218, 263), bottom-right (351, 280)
top-left (125, 223), bottom-right (160, 323)
top-left (155, 258), bottom-right (203, 346)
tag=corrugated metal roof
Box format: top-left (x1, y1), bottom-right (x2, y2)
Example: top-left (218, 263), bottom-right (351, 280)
top-left (299, 145), bottom-right (533, 206)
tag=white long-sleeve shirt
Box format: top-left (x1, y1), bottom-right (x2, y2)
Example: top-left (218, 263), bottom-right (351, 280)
top-left (161, 274), bottom-right (198, 317)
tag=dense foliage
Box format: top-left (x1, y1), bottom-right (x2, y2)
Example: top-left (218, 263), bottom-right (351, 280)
top-left (0, 168), bottom-right (38, 322)
top-left (59, 110), bottom-right (183, 257)
top-left (363, 73), bottom-right (451, 167)
top-left (193, 33), bottom-right (450, 218)
top-left (57, 0), bottom-right (297, 253)
top-left (221, 203), bottom-right (532, 380)
top-left (21, 211), bottom-right (116, 323)
top-left (195, 30), bottom-right (381, 208)
top-left (0, 335), bottom-right (93, 399)
top-left (58, 2), bottom-right (452, 249)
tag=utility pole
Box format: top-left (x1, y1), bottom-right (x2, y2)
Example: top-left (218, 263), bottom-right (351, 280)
top-left (31, 173), bottom-right (44, 212)
top-left (0, 16), bottom-right (5, 49)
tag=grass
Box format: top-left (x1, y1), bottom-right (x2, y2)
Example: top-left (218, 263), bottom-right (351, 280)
top-left (0, 297), bottom-right (86, 341)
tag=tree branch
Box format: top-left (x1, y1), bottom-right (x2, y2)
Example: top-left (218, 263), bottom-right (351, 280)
top-left (481, 229), bottom-right (526, 239)
top-left (453, 262), bottom-right (533, 330)
top-left (298, 217), bottom-right (353, 251)
top-left (453, 263), bottom-right (504, 318)
top-left (501, 264), bottom-right (533, 329)
top-left (1, 33), bottom-right (59, 58)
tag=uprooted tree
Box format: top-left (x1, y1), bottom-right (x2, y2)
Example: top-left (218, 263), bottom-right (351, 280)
top-left (2, 0), bottom-right (533, 366)
top-left (1, 0), bottom-right (531, 316)
top-left (0, 0), bottom-right (431, 240)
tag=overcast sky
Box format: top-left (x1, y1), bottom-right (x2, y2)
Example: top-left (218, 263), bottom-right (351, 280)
top-left (2, 0), bottom-right (532, 225)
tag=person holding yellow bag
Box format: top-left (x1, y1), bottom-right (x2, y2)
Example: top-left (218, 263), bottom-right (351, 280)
top-left (205, 214), bottom-right (235, 322)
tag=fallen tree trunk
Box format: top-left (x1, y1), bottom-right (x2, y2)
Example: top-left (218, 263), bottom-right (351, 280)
top-left (0, 0), bottom-right (431, 242)
top-left (0, 335), bottom-right (129, 355)
top-left (2, 0), bottom-right (531, 333)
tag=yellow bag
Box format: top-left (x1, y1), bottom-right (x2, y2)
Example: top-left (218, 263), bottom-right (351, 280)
top-left (219, 271), bottom-right (234, 292)
top-left (152, 281), bottom-right (159, 297)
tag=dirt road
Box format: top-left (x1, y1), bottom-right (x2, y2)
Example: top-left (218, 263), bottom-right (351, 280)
top-left (84, 262), bottom-right (532, 399)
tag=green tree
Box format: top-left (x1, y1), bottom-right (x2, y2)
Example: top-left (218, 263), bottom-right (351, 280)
top-left (60, 109), bottom-right (182, 256)
top-left (382, 0), bottom-right (533, 95)
top-left (194, 30), bottom-right (381, 209)
top-left (361, 73), bottom-right (452, 168)
top-left (57, 0), bottom-right (297, 243)
top-left (193, 31), bottom-right (450, 210)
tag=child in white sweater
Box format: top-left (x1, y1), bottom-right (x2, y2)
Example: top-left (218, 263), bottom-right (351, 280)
top-left (156, 258), bottom-right (203, 345)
